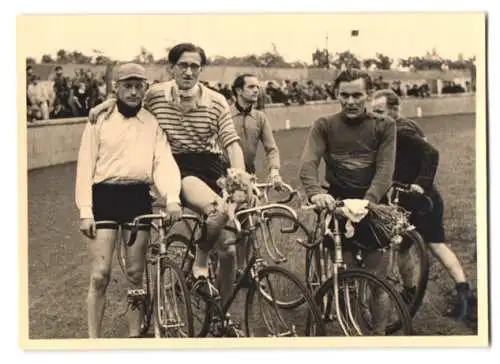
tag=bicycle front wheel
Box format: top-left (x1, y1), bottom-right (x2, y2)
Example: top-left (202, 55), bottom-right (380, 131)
top-left (313, 268), bottom-right (413, 336)
top-left (245, 265), bottom-right (325, 337)
top-left (255, 211), bottom-right (313, 309)
top-left (152, 257), bottom-right (195, 337)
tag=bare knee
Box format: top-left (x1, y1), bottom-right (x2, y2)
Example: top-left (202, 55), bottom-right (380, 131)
top-left (90, 268), bottom-right (111, 293)
top-left (204, 200), bottom-right (230, 226)
top-left (200, 201), bottom-right (230, 251)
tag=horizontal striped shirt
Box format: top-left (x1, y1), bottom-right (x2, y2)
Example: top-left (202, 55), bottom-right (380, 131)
top-left (75, 107), bottom-right (182, 219)
top-left (144, 80), bottom-right (240, 155)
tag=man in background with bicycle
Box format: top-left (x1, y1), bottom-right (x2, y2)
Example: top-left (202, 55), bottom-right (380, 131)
top-left (75, 63), bottom-right (183, 338)
top-left (230, 73), bottom-right (285, 279)
top-left (370, 89), bottom-right (477, 324)
top-left (88, 43), bottom-right (247, 316)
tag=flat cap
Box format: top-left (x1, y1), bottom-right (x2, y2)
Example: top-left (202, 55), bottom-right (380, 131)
top-left (115, 63), bottom-right (147, 81)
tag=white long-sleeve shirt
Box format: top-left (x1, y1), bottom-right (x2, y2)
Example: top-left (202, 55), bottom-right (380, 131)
top-left (75, 106), bottom-right (182, 219)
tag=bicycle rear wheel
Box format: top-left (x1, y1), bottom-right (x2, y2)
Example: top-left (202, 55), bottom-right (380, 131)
top-left (245, 265), bottom-right (325, 337)
top-left (387, 229), bottom-right (429, 333)
top-left (152, 257), bottom-right (195, 337)
top-left (164, 234), bottom-right (222, 337)
top-left (313, 268), bottom-right (413, 336)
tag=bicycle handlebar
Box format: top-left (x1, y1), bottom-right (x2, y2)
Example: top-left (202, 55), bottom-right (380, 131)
top-left (323, 181), bottom-right (414, 194)
top-left (230, 203), bottom-right (299, 236)
top-left (392, 181), bottom-right (411, 191)
top-left (125, 212), bottom-right (199, 246)
top-left (127, 203), bottom-right (299, 247)
top-left (253, 182), bottom-right (298, 204)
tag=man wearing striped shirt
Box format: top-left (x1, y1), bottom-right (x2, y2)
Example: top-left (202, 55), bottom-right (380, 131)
top-left (89, 43), bottom-right (246, 310)
top-left (76, 63), bottom-right (182, 338)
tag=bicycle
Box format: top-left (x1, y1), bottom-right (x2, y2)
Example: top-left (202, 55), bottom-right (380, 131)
top-left (242, 181), bottom-right (317, 281)
top-left (164, 198), bottom-right (326, 337)
top-left (297, 200), bottom-right (414, 336)
top-left (117, 212), bottom-right (195, 338)
top-left (385, 181), bottom-right (431, 322)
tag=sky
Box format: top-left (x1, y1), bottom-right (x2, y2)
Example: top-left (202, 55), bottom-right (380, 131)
top-left (18, 13), bottom-right (485, 63)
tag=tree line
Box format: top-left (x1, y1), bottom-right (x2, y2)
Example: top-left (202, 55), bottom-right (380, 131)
top-left (26, 47), bottom-right (475, 72)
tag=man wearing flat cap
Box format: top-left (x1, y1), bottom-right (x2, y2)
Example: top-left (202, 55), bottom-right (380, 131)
top-left (75, 63), bottom-right (182, 338)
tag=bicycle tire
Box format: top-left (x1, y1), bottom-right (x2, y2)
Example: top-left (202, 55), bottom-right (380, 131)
top-left (244, 265), bottom-right (326, 337)
top-left (388, 229), bottom-right (429, 333)
top-left (139, 262), bottom-right (154, 336)
top-left (164, 234), bottom-right (222, 337)
top-left (313, 268), bottom-right (413, 336)
top-left (254, 211), bottom-right (314, 309)
top-left (152, 256), bottom-right (195, 337)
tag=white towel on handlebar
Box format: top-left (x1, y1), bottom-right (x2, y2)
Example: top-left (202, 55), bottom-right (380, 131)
top-left (339, 199), bottom-right (370, 238)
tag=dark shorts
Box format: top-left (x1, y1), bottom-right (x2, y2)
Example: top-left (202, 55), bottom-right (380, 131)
top-left (92, 183), bottom-right (153, 228)
top-left (173, 152), bottom-right (229, 198)
top-left (399, 186), bottom-right (446, 243)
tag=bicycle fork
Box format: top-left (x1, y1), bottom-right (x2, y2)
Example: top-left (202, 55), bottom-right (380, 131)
top-left (327, 218), bottom-right (363, 336)
top-left (152, 242), bottom-right (186, 338)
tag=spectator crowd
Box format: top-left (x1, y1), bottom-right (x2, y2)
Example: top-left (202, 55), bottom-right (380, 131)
top-left (26, 65), bottom-right (472, 123)
top-left (26, 65), bottom-right (108, 122)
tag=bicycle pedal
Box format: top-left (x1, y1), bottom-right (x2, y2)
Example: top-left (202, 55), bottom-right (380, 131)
top-left (191, 278), bottom-right (220, 299)
top-left (225, 327), bottom-right (246, 338)
top-left (127, 289), bottom-right (147, 297)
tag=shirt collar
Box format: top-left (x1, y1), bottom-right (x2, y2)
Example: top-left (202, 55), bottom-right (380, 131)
top-left (163, 80), bottom-right (211, 108)
top-left (231, 100), bottom-right (257, 118)
top-left (108, 105), bottom-right (148, 123)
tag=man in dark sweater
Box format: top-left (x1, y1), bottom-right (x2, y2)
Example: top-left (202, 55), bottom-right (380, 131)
top-left (299, 70), bottom-right (396, 335)
top-left (371, 89), bottom-right (476, 324)
top-left (299, 69), bottom-right (396, 207)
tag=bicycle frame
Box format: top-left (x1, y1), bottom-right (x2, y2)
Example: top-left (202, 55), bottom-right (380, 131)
top-left (126, 213), bottom-right (195, 337)
top-left (302, 205), bottom-right (371, 336)
top-left (175, 201), bottom-right (300, 335)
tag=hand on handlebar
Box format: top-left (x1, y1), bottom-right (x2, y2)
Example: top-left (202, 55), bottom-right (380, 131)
top-left (310, 193), bottom-right (336, 211)
top-left (409, 184), bottom-right (425, 194)
top-left (269, 173), bottom-right (285, 191)
top-left (164, 202), bottom-right (182, 224)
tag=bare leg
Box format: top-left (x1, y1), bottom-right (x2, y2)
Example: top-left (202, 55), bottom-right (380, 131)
top-left (121, 228), bottom-right (150, 337)
top-left (428, 242), bottom-right (466, 283)
top-left (87, 228), bottom-right (117, 338)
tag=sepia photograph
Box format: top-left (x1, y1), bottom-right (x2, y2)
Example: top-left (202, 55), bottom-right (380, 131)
top-left (17, 12), bottom-right (489, 350)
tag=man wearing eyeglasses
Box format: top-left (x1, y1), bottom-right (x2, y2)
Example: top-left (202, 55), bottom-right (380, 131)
top-left (88, 43), bottom-right (246, 316)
